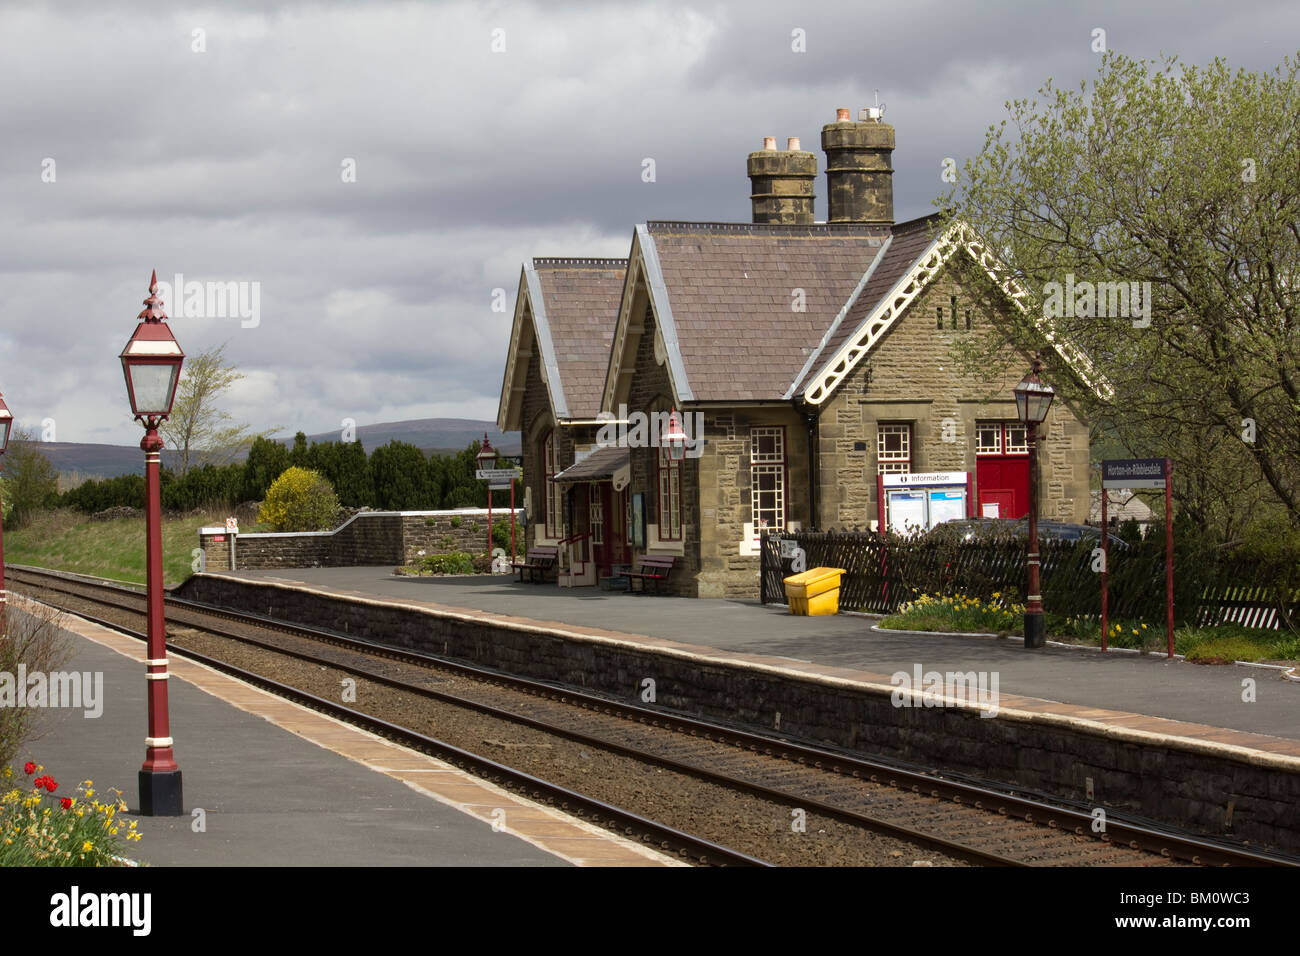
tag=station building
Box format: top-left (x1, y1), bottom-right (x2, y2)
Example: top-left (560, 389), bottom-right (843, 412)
top-left (497, 109), bottom-right (1094, 597)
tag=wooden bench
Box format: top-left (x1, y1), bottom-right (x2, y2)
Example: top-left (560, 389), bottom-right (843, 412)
top-left (624, 554), bottom-right (677, 594)
top-left (512, 546), bottom-right (559, 583)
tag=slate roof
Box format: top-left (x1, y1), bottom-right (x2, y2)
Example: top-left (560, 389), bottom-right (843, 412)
top-left (808, 213), bottom-right (946, 371)
top-left (553, 445), bottom-right (630, 483)
top-left (643, 221), bottom-right (889, 402)
top-left (532, 258), bottom-right (626, 420)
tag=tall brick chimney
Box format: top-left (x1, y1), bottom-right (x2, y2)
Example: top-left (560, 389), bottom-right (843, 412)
top-left (747, 136), bottom-right (817, 225)
top-left (821, 107), bottom-right (894, 224)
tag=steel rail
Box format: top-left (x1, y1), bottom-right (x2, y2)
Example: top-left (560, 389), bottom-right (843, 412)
top-left (10, 581), bottom-right (767, 868)
top-left (12, 564), bottom-right (1298, 868)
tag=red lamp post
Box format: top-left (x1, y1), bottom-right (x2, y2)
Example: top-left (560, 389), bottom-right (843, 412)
top-left (0, 392), bottom-right (12, 630)
top-left (477, 436), bottom-right (496, 558)
top-left (120, 272), bottom-right (185, 815)
top-left (1014, 353), bottom-right (1055, 649)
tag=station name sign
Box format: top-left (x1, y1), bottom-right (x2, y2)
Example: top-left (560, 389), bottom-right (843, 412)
top-left (475, 468), bottom-right (522, 481)
top-left (882, 471), bottom-right (968, 488)
top-left (1102, 458), bottom-right (1168, 490)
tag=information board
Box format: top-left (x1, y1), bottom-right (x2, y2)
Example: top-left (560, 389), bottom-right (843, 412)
top-left (928, 489), bottom-right (966, 526)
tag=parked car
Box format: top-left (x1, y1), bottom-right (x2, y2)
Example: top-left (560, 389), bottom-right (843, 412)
top-left (926, 517), bottom-right (1130, 550)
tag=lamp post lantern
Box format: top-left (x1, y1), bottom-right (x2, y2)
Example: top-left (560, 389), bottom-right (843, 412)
top-left (0, 392), bottom-right (12, 629)
top-left (120, 271), bottom-right (185, 815)
top-left (662, 408), bottom-right (688, 462)
top-left (1014, 353), bottom-right (1055, 649)
top-left (477, 435), bottom-right (496, 558)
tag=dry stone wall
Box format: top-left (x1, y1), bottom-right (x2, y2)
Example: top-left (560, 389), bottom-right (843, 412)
top-left (197, 509), bottom-right (522, 571)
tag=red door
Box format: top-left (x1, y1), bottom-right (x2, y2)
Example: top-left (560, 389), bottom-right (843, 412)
top-left (589, 483), bottom-right (615, 577)
top-left (611, 487), bottom-right (631, 567)
top-left (976, 457), bottom-right (1029, 518)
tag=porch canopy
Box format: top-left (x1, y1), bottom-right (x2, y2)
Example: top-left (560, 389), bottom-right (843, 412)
top-left (553, 445), bottom-right (631, 486)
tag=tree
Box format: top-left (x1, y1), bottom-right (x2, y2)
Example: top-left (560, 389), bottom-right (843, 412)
top-left (160, 343), bottom-right (269, 477)
top-left (242, 435), bottom-right (291, 501)
top-left (0, 475), bottom-right (11, 523)
top-left (308, 439), bottom-right (373, 507)
top-left (257, 467), bottom-right (340, 532)
top-left (3, 429), bottom-right (59, 525)
top-left (439, 440), bottom-right (492, 509)
top-left (941, 52), bottom-right (1300, 535)
top-left (368, 440), bottom-right (432, 510)
top-left (289, 431), bottom-right (308, 467)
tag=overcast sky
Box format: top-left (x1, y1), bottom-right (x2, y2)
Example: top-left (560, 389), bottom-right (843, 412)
top-left (1, 0), bottom-right (1296, 447)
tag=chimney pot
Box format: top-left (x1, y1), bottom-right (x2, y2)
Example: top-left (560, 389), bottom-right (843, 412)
top-left (836, 108), bottom-right (851, 122)
top-left (747, 133), bottom-right (817, 225)
top-left (787, 136), bottom-right (801, 151)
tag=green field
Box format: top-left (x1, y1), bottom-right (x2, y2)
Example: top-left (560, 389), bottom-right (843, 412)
top-left (2, 509), bottom-right (222, 588)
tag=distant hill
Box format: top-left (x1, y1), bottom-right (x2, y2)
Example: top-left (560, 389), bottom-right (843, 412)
top-left (36, 419), bottom-right (521, 480)
top-left (294, 418), bottom-right (521, 457)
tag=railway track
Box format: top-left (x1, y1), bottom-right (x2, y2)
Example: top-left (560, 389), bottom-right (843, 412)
top-left (11, 564), bottom-right (1297, 868)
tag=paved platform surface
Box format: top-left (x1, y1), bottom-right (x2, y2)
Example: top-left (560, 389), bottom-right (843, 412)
top-left (216, 567), bottom-right (1300, 749)
top-left (4, 598), bottom-right (678, 867)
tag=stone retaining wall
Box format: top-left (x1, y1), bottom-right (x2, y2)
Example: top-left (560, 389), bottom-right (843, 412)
top-left (177, 573), bottom-right (1300, 854)
top-left (197, 509), bottom-right (523, 571)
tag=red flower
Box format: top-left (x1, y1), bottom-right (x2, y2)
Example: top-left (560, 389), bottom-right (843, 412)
top-left (32, 775), bottom-right (46, 790)
top-left (45, 779), bottom-right (58, 793)
top-left (60, 798), bottom-right (72, 810)
top-left (24, 762), bottom-right (36, 775)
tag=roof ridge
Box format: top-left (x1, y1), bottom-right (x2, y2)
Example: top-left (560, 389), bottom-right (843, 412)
top-left (645, 220), bottom-right (890, 237)
top-left (531, 257), bottom-right (628, 268)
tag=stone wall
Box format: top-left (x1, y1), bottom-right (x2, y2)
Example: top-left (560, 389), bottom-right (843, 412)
top-left (695, 407), bottom-right (811, 599)
top-left (179, 572), bottom-right (1300, 855)
top-left (817, 255), bottom-right (1091, 529)
top-left (197, 509), bottom-right (523, 571)
top-left (625, 301), bottom-right (699, 596)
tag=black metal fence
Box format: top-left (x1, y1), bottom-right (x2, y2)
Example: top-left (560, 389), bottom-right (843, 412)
top-left (760, 529), bottom-right (1297, 629)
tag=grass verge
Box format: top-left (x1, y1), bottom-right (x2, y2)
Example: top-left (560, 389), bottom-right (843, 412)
top-left (881, 594), bottom-right (1300, 663)
top-left (3, 508), bottom-right (223, 588)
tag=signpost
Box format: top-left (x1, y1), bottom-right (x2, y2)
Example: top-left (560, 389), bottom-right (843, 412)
top-left (1101, 458), bottom-right (1174, 657)
top-left (475, 465), bottom-right (523, 561)
top-left (225, 517), bottom-right (238, 570)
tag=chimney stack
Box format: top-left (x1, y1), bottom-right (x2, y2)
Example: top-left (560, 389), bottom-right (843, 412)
top-left (747, 136), bottom-right (817, 225)
top-left (821, 106), bottom-right (895, 224)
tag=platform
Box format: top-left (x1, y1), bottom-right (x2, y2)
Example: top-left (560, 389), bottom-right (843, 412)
top-left (209, 566), bottom-right (1300, 747)
top-left (3, 596), bottom-right (679, 867)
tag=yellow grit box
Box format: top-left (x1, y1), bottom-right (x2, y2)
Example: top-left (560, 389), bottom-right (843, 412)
top-left (782, 567), bottom-right (847, 616)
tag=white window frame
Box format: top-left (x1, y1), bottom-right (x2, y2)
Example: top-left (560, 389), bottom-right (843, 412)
top-left (589, 485), bottom-right (603, 545)
top-left (543, 430), bottom-right (563, 538)
top-left (750, 426), bottom-right (787, 533)
top-left (877, 422), bottom-right (912, 475)
top-left (657, 444), bottom-right (682, 542)
top-left (976, 421), bottom-right (1028, 457)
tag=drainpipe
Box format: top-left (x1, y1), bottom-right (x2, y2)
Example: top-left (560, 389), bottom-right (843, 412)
top-left (796, 398), bottom-right (819, 531)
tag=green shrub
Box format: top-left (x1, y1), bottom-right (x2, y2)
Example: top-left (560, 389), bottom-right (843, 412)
top-left (421, 552), bottom-right (474, 575)
top-left (491, 519), bottom-right (512, 553)
top-left (450, 516), bottom-right (462, 528)
top-left (257, 467), bottom-right (340, 532)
